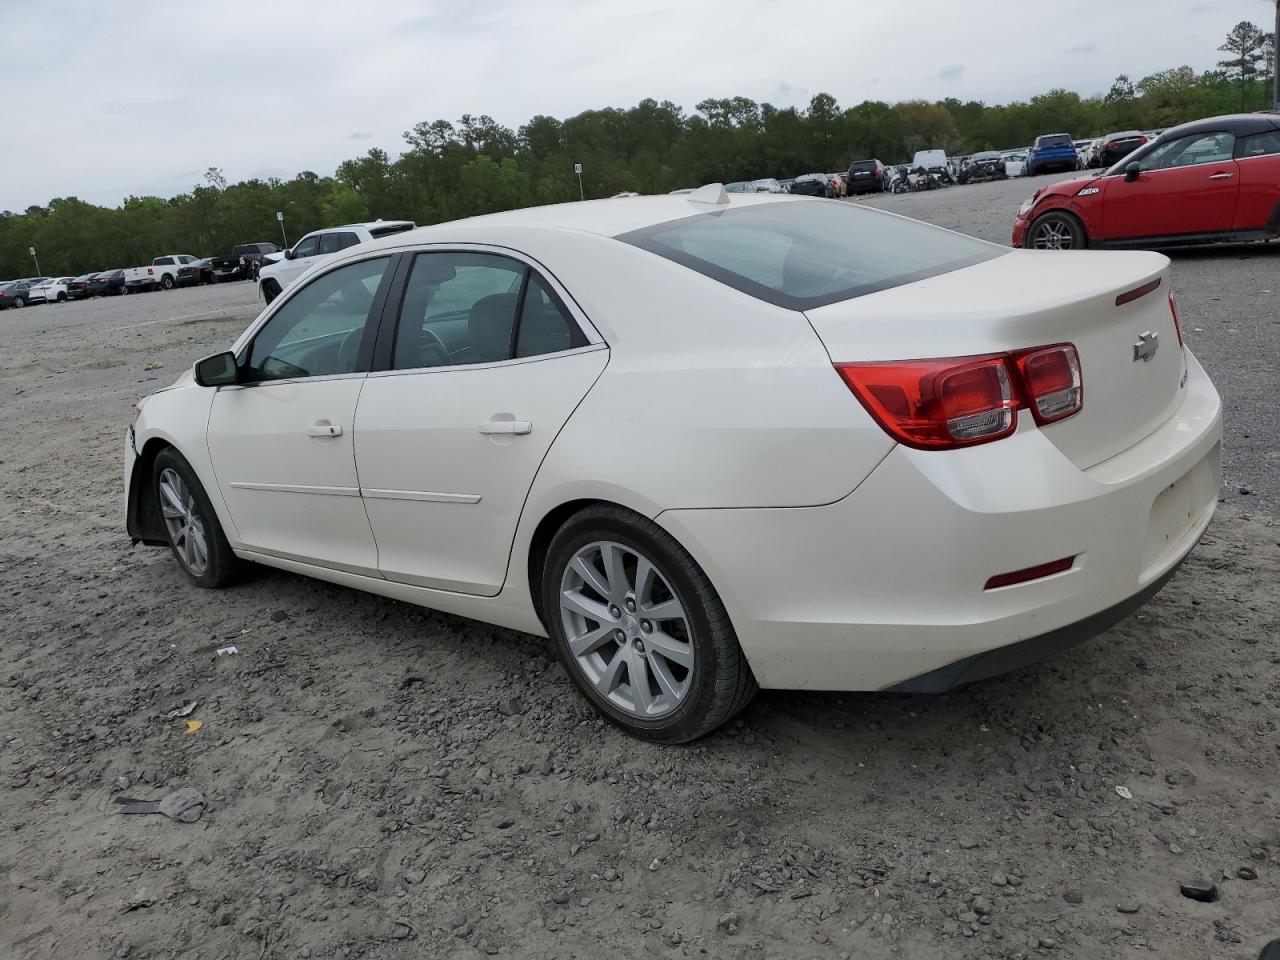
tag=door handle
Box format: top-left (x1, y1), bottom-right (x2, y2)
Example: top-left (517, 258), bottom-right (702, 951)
top-left (478, 420), bottom-right (532, 435)
top-left (307, 421), bottom-right (343, 437)
top-left (1207, 172), bottom-right (1234, 180)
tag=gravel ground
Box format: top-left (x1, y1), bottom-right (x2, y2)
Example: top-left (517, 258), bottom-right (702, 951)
top-left (2, 184), bottom-right (1277, 960)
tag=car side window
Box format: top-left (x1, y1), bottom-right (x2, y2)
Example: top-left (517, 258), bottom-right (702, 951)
top-left (245, 256), bottom-right (390, 383)
top-left (338, 232), bottom-right (361, 250)
top-left (318, 233), bottom-right (344, 255)
top-left (1143, 133), bottom-right (1235, 171)
top-left (292, 235), bottom-right (321, 259)
top-left (1236, 130), bottom-right (1280, 159)
top-left (516, 274), bottom-right (588, 358)
top-left (391, 252), bottom-right (526, 370)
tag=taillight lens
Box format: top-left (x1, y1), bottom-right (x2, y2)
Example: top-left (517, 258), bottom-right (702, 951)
top-left (1168, 293), bottom-right (1183, 346)
top-left (836, 354), bottom-right (1019, 449)
top-left (836, 344), bottom-right (1083, 450)
top-left (1013, 344), bottom-right (1082, 425)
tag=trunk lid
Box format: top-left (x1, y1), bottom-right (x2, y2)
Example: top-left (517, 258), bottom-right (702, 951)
top-left (805, 250), bottom-right (1184, 469)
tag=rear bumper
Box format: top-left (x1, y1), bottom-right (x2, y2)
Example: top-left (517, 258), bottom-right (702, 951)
top-left (658, 351), bottom-right (1221, 691)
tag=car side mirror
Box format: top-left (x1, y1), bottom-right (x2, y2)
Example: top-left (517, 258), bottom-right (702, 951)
top-left (194, 351), bottom-right (239, 387)
top-left (284, 248), bottom-right (295, 260)
top-left (1124, 161), bottom-right (1141, 183)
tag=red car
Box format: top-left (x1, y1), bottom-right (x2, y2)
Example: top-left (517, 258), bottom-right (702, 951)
top-left (1012, 113), bottom-right (1280, 250)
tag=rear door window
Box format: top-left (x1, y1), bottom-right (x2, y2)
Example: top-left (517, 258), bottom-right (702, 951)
top-left (620, 202), bottom-right (1003, 310)
top-left (319, 233), bottom-right (344, 255)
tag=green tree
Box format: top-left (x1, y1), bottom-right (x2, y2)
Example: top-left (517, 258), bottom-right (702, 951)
top-left (1218, 20), bottom-right (1271, 108)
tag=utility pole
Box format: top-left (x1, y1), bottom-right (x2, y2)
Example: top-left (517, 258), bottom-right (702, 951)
top-left (1273, 0), bottom-right (1280, 111)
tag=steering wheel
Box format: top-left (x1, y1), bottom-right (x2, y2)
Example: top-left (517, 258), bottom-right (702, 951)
top-left (415, 328), bottom-right (451, 368)
top-left (337, 327), bottom-right (364, 372)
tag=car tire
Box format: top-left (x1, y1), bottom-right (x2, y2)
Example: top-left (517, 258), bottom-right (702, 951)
top-left (542, 504), bottom-right (757, 743)
top-left (1028, 211), bottom-right (1087, 251)
top-left (161, 274), bottom-right (174, 290)
top-left (261, 279), bottom-right (281, 305)
top-left (13, 296), bottom-right (24, 308)
top-left (153, 448), bottom-right (241, 588)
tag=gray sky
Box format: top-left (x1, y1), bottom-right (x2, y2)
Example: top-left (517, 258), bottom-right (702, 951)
top-left (0, 0), bottom-right (1269, 210)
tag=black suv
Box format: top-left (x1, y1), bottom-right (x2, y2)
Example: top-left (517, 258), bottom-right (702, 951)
top-left (846, 159), bottom-right (888, 195)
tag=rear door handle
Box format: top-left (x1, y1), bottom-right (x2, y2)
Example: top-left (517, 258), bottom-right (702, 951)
top-left (307, 421), bottom-right (343, 437)
top-left (1207, 172), bottom-right (1234, 180)
top-left (478, 420), bottom-right (531, 435)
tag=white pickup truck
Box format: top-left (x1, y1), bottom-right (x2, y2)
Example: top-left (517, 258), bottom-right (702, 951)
top-left (124, 254), bottom-right (200, 292)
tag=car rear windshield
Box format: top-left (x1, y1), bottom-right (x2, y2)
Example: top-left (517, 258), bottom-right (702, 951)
top-left (369, 223), bottom-right (415, 239)
top-left (618, 201), bottom-right (1004, 310)
top-left (849, 160), bottom-right (878, 172)
top-left (1038, 135), bottom-right (1072, 147)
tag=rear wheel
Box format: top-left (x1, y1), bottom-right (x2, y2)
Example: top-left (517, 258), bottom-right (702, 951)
top-left (261, 278), bottom-right (281, 305)
top-left (153, 448), bottom-right (241, 588)
top-left (13, 296), bottom-right (24, 308)
top-left (542, 505), bottom-right (757, 743)
top-left (161, 274), bottom-right (174, 290)
top-left (1028, 211), bottom-right (1086, 250)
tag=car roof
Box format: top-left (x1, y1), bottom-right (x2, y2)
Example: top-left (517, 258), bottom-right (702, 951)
top-left (1159, 112), bottom-right (1280, 139)
top-left (355, 192), bottom-right (798, 248)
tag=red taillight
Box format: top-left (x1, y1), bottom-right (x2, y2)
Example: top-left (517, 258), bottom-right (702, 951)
top-left (836, 354), bottom-right (1019, 449)
top-left (147, 267), bottom-right (154, 275)
top-left (1013, 344), bottom-right (1082, 425)
top-left (835, 344), bottom-right (1083, 450)
top-left (1168, 293), bottom-right (1184, 346)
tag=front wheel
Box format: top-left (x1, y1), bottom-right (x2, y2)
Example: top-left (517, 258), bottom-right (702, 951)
top-left (261, 279), bottom-right (281, 305)
top-left (542, 505), bottom-right (757, 743)
top-left (1028, 211), bottom-right (1087, 250)
top-left (153, 448), bottom-right (241, 588)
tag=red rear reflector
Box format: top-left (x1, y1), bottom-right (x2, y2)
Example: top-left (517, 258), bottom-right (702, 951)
top-left (984, 556), bottom-right (1075, 590)
top-left (1168, 293), bottom-right (1184, 346)
top-left (1115, 277), bottom-right (1161, 306)
top-left (1013, 344), bottom-right (1082, 425)
top-left (836, 354), bottom-right (1018, 449)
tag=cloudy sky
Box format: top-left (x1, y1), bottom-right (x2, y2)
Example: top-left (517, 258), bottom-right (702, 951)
top-left (0, 0), bottom-right (1270, 210)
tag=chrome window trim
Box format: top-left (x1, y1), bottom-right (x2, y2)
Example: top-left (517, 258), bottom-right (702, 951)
top-left (366, 342), bottom-right (607, 379)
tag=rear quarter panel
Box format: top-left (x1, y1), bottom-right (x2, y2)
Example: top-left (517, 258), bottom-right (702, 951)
top-left (1233, 155), bottom-right (1280, 230)
top-left (502, 227), bottom-right (896, 515)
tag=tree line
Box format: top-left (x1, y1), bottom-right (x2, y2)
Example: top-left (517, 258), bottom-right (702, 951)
top-left (1, 20), bottom-right (1273, 279)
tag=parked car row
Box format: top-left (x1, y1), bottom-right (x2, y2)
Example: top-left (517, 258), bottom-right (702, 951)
top-left (1, 224), bottom-right (416, 312)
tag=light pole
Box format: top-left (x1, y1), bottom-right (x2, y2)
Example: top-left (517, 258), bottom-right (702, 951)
top-left (29, 246), bottom-right (41, 276)
top-left (574, 162), bottom-right (584, 201)
top-left (276, 211), bottom-right (289, 248)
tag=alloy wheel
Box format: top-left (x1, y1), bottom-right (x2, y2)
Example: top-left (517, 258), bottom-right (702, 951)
top-left (159, 467), bottom-right (209, 575)
top-left (559, 540), bottom-right (694, 719)
top-left (1031, 219), bottom-right (1076, 250)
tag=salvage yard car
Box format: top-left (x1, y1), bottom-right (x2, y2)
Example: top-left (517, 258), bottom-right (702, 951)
top-left (124, 254), bottom-right (201, 292)
top-left (1013, 113), bottom-right (1280, 251)
top-left (126, 188), bottom-right (1222, 742)
top-left (1025, 133), bottom-right (1079, 176)
top-left (210, 242), bottom-right (281, 282)
top-left (957, 151), bottom-right (1007, 183)
top-left (258, 220), bottom-right (415, 304)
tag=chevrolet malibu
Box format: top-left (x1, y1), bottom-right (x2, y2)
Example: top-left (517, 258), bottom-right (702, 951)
top-left (125, 187), bottom-right (1222, 742)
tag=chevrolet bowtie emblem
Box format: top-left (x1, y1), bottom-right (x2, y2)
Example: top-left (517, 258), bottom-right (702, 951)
top-left (1132, 330), bottom-right (1159, 362)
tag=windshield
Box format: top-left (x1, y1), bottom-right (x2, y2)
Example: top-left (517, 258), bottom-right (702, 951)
top-left (619, 201), bottom-right (1004, 311)
top-left (1037, 135), bottom-right (1072, 148)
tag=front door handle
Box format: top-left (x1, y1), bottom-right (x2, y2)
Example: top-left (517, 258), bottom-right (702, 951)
top-left (478, 420), bottom-right (532, 435)
top-left (1207, 172), bottom-right (1234, 180)
top-left (307, 421), bottom-right (343, 437)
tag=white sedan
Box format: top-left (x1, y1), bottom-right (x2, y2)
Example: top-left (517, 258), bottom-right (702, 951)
top-left (125, 188), bottom-right (1222, 742)
top-left (1002, 151), bottom-right (1028, 177)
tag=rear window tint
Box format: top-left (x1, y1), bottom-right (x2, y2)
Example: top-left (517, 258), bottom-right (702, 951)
top-left (619, 201), bottom-right (1003, 310)
top-left (1037, 135), bottom-right (1073, 148)
top-left (849, 161), bottom-right (878, 172)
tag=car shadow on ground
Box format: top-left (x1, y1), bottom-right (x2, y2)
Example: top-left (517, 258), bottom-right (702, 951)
top-left (1163, 241), bottom-right (1280, 262)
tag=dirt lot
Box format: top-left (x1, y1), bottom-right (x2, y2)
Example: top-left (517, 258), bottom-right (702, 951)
top-left (2, 181), bottom-right (1278, 960)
